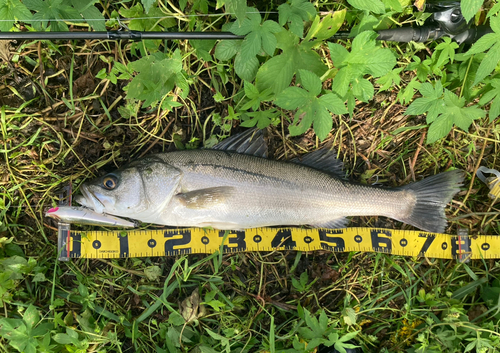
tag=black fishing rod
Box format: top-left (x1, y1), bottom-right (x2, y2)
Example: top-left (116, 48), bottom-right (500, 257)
top-left (0, 30), bottom-right (244, 41)
top-left (0, 0), bottom-right (491, 44)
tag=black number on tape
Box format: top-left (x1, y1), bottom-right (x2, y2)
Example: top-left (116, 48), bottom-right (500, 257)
top-left (118, 233), bottom-right (129, 257)
top-left (319, 229), bottom-right (345, 251)
top-left (219, 231), bottom-right (246, 252)
top-left (271, 229), bottom-right (296, 249)
top-left (418, 233), bottom-right (435, 256)
top-left (70, 232), bottom-right (82, 258)
top-left (164, 230), bottom-right (192, 255)
top-left (370, 230), bottom-right (392, 253)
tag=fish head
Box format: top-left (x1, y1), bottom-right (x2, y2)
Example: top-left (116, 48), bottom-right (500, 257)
top-left (75, 157), bottom-right (182, 220)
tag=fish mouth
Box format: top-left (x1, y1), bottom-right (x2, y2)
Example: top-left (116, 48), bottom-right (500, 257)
top-left (75, 185), bottom-right (106, 213)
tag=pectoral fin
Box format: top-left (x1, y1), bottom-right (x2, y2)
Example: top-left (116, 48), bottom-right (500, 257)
top-left (175, 187), bottom-right (235, 209)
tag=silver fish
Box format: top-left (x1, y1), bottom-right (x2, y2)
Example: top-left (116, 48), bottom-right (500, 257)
top-left (75, 129), bottom-right (463, 233)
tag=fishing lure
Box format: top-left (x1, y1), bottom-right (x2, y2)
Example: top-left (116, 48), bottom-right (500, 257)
top-left (46, 206), bottom-right (136, 227)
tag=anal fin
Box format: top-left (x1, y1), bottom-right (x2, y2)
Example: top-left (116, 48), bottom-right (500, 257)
top-left (310, 217), bottom-right (349, 229)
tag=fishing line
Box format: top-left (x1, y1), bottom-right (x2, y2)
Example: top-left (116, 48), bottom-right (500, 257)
top-left (0, 12), bottom-right (277, 23)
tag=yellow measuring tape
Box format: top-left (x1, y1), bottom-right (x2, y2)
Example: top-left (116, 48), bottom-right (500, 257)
top-left (57, 226), bottom-right (499, 261)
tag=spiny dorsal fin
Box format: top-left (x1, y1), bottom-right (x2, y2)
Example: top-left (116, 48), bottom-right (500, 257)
top-left (212, 128), bottom-right (268, 158)
top-left (290, 148), bottom-right (345, 179)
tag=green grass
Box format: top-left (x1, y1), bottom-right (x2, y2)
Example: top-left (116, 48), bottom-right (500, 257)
top-left (1, 0), bottom-right (500, 352)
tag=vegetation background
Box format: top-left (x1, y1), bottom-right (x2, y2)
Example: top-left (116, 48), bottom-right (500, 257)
top-left (1, 0), bottom-right (500, 351)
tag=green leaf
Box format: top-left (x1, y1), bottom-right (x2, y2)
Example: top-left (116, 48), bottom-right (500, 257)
top-left (215, 40), bottom-right (240, 61)
top-left (256, 30), bottom-right (327, 94)
top-left (328, 31), bottom-right (396, 97)
top-left (70, 0), bottom-right (106, 31)
top-left (487, 3), bottom-right (500, 18)
top-left (126, 50), bottom-right (188, 107)
top-left (397, 77), bottom-right (421, 105)
top-left (234, 52), bottom-right (259, 81)
top-left (313, 102), bottom-right (335, 140)
top-left (423, 89), bottom-right (486, 144)
top-left (347, 0), bottom-right (385, 14)
top-left (24, 0), bottom-right (80, 31)
top-left (319, 310), bottom-right (328, 331)
top-left (120, 3), bottom-right (176, 32)
top-left (220, 0), bottom-right (247, 25)
top-left (461, 0), bottom-right (483, 23)
top-left (382, 0), bottom-right (402, 11)
top-left (479, 78), bottom-right (500, 121)
top-left (0, 0), bottom-right (32, 31)
top-left (376, 67), bottom-right (402, 92)
top-left (275, 86), bottom-right (311, 109)
top-left (406, 55), bottom-right (432, 82)
top-left (465, 16), bottom-right (500, 85)
top-left (342, 308), bottom-right (357, 326)
top-left (306, 10), bottom-right (346, 41)
top-left (23, 305), bottom-right (40, 329)
top-left (276, 71), bottom-right (345, 140)
top-left (230, 9), bottom-right (281, 56)
top-left (442, 90), bottom-right (485, 131)
top-left (53, 333), bottom-right (74, 345)
top-left (433, 36), bottom-right (459, 66)
top-left (318, 93), bottom-right (348, 114)
top-left (191, 38), bottom-right (216, 62)
top-left (465, 33), bottom-right (498, 55)
top-left (141, 0), bottom-right (155, 13)
top-left (241, 82), bottom-right (274, 110)
top-left (405, 81), bottom-right (445, 122)
top-left (240, 109), bottom-right (279, 129)
top-left (278, 0), bottom-right (316, 37)
top-left (426, 113), bottom-right (454, 144)
top-left (474, 42), bottom-right (500, 86)
top-left (298, 69), bottom-right (322, 96)
top-left (351, 77), bottom-right (374, 102)
top-left (339, 330), bottom-right (359, 342)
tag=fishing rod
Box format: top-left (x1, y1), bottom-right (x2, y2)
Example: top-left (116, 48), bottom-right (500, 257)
top-left (0, 0), bottom-right (492, 44)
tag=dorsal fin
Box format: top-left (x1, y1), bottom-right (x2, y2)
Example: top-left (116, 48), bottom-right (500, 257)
top-left (290, 148), bottom-right (345, 179)
top-left (212, 128), bottom-right (268, 158)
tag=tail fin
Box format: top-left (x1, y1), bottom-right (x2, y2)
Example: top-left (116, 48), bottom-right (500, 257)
top-left (397, 170), bottom-right (464, 233)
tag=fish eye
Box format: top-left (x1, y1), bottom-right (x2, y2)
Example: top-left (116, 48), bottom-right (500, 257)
top-left (102, 175), bottom-right (118, 190)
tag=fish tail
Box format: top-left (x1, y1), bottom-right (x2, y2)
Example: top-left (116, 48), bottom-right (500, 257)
top-left (396, 170), bottom-right (464, 233)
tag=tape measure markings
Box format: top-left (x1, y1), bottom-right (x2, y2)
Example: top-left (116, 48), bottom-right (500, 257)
top-left (56, 227), bottom-right (500, 260)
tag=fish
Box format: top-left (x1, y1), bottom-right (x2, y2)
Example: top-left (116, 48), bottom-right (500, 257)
top-left (45, 206), bottom-right (136, 227)
top-left (75, 129), bottom-right (464, 233)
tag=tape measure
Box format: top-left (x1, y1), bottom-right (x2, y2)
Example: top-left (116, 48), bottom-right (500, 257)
top-left (57, 226), bottom-right (500, 261)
